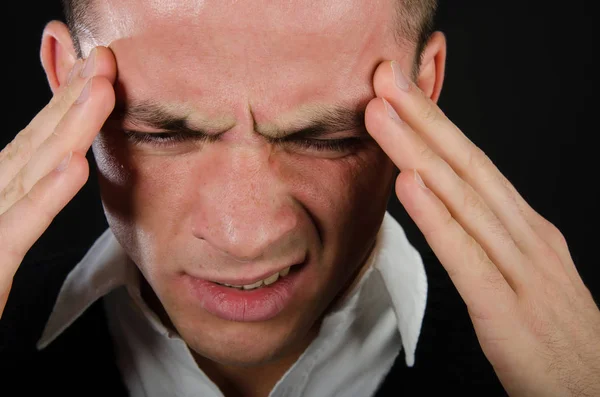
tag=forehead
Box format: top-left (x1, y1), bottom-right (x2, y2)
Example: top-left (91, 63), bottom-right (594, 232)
top-left (87, 0), bottom-right (406, 123)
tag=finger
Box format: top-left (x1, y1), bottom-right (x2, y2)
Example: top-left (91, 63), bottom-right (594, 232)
top-left (395, 168), bottom-right (517, 322)
top-left (0, 75), bottom-right (116, 215)
top-left (376, 60), bottom-right (578, 282)
top-left (365, 97), bottom-right (532, 292)
top-left (0, 46), bottom-right (117, 191)
top-left (0, 59), bottom-right (84, 191)
top-left (0, 152), bottom-right (89, 317)
top-left (372, 60), bottom-right (550, 261)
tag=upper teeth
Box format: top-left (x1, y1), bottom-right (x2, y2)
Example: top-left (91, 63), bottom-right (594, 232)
top-left (219, 266), bottom-right (291, 290)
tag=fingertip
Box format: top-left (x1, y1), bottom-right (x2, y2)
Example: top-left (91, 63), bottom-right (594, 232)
top-left (394, 169), bottom-right (431, 218)
top-left (90, 46), bottom-right (118, 85)
top-left (56, 151), bottom-right (90, 186)
top-left (364, 97), bottom-right (379, 132)
top-left (73, 152), bottom-right (90, 184)
top-left (364, 97), bottom-right (390, 139)
top-left (373, 60), bottom-right (396, 99)
top-left (394, 168), bottom-right (412, 194)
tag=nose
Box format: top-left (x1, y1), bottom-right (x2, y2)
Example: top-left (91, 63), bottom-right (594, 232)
top-left (190, 148), bottom-right (299, 262)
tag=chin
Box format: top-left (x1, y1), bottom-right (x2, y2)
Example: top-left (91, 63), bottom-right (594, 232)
top-left (176, 315), bottom-right (309, 367)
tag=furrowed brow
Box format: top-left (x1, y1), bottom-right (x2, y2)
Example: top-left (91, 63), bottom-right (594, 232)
top-left (107, 101), bottom-right (368, 139)
top-left (108, 100), bottom-right (234, 135)
top-left (254, 105), bottom-right (367, 140)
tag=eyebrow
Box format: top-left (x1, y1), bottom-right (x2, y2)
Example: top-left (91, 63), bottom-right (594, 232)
top-left (108, 100), bottom-right (233, 136)
top-left (109, 100), bottom-right (368, 140)
top-left (253, 105), bottom-right (368, 140)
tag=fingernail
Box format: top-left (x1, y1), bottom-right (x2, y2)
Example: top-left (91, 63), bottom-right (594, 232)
top-left (56, 152), bottom-right (72, 172)
top-left (75, 79), bottom-right (92, 104)
top-left (80, 48), bottom-right (97, 79)
top-left (382, 98), bottom-right (403, 124)
top-left (391, 61), bottom-right (410, 91)
top-left (67, 60), bottom-right (83, 86)
top-left (414, 170), bottom-right (427, 189)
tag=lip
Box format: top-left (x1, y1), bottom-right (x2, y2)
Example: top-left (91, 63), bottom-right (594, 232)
top-left (192, 254), bottom-right (307, 286)
top-left (185, 260), bottom-right (308, 322)
top-left (209, 263), bottom-right (299, 286)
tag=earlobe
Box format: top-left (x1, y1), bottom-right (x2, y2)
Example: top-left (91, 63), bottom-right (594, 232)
top-left (40, 20), bottom-right (78, 94)
top-left (416, 31), bottom-right (447, 103)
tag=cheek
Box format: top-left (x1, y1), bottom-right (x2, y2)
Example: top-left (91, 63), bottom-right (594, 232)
top-left (92, 133), bottom-right (195, 269)
top-left (94, 131), bottom-right (193, 213)
top-left (275, 143), bottom-right (396, 250)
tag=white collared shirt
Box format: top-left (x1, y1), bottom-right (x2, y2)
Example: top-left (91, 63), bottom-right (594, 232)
top-left (37, 212), bottom-right (428, 397)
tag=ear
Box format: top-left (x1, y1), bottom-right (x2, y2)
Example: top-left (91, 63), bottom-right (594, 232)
top-left (40, 20), bottom-right (79, 94)
top-left (415, 31), bottom-right (447, 103)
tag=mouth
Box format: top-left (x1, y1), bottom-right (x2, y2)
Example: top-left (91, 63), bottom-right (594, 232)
top-left (212, 264), bottom-right (295, 290)
top-left (185, 259), bottom-right (309, 322)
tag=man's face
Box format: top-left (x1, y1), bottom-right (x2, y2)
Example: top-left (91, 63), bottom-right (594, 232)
top-left (89, 0), bottom-right (412, 366)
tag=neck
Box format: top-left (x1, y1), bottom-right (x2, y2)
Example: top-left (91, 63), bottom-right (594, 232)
top-left (192, 326), bottom-right (320, 397)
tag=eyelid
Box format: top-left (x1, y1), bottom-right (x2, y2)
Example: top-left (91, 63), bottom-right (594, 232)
top-left (124, 129), bottom-right (208, 136)
top-left (122, 130), bottom-right (364, 152)
top-left (275, 132), bottom-right (360, 143)
top-left (122, 125), bottom-right (367, 141)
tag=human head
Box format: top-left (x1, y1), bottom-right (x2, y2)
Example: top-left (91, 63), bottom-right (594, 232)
top-left (41, 0), bottom-right (445, 373)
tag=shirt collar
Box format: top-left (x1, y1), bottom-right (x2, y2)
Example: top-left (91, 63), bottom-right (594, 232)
top-left (37, 211), bottom-right (428, 367)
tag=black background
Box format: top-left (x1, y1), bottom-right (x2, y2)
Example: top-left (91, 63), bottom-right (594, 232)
top-left (2, 0), bottom-right (598, 390)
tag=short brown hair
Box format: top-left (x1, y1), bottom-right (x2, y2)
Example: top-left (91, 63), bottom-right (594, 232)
top-left (396, 0), bottom-right (438, 77)
top-left (62, 0), bottom-right (438, 75)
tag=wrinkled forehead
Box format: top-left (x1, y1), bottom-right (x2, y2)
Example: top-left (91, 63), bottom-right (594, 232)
top-left (82, 0), bottom-right (408, 122)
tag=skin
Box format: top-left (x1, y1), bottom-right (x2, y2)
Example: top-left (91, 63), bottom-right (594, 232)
top-left (1, 0), bottom-right (598, 396)
top-left (37, 1), bottom-right (444, 395)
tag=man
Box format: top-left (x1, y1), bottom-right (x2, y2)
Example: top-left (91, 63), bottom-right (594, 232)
top-left (1, 0), bottom-right (599, 396)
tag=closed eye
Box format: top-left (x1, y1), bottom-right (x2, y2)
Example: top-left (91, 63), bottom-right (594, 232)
top-left (123, 131), bottom-right (216, 148)
top-left (123, 131), bottom-right (364, 152)
top-left (281, 137), bottom-right (363, 152)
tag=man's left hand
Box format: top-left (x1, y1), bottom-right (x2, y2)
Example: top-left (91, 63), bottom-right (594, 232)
top-left (365, 60), bottom-right (600, 396)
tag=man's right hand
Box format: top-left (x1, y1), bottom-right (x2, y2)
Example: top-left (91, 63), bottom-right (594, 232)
top-left (0, 46), bottom-right (116, 318)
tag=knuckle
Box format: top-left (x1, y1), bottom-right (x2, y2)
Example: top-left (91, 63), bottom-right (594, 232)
top-left (531, 219), bottom-right (569, 265)
top-left (466, 147), bottom-right (493, 171)
top-left (25, 189), bottom-right (53, 226)
top-left (498, 175), bottom-right (525, 214)
top-left (459, 231), bottom-right (486, 265)
top-left (482, 268), bottom-right (508, 294)
top-left (4, 242), bottom-right (25, 266)
top-left (2, 175), bottom-right (27, 204)
top-left (487, 215), bottom-right (512, 243)
top-left (442, 211), bottom-right (455, 229)
top-left (524, 297), bottom-right (554, 337)
top-left (1, 136), bottom-right (31, 166)
top-left (463, 235), bottom-right (507, 292)
top-left (462, 186), bottom-right (488, 218)
top-left (467, 305), bottom-right (495, 323)
top-left (47, 89), bottom-right (73, 113)
top-left (16, 135), bottom-right (33, 163)
top-left (416, 143), bottom-right (437, 162)
top-left (0, 221), bottom-right (25, 265)
top-left (421, 210), bottom-right (454, 243)
top-left (541, 219), bottom-right (568, 249)
top-left (0, 142), bottom-right (13, 165)
top-left (471, 236), bottom-right (490, 266)
top-left (418, 100), bottom-right (439, 125)
top-left (540, 240), bottom-right (565, 268)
